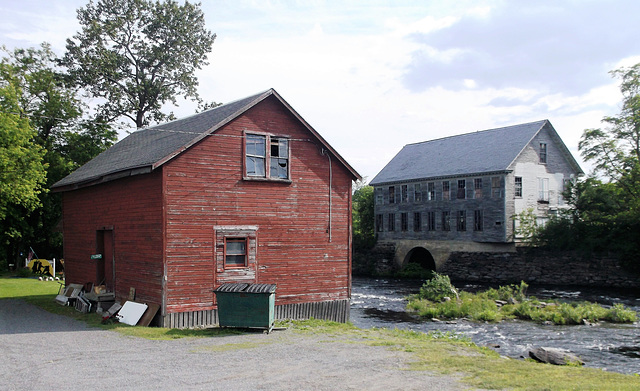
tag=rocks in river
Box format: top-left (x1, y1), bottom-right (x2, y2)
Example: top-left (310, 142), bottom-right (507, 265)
top-left (528, 347), bottom-right (584, 366)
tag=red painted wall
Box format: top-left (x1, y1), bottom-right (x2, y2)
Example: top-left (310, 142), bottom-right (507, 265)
top-left (163, 96), bottom-right (353, 314)
top-left (62, 95), bottom-right (353, 317)
top-left (62, 171), bottom-right (164, 305)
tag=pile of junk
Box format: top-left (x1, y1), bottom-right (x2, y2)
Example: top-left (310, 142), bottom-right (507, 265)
top-left (55, 283), bottom-right (159, 326)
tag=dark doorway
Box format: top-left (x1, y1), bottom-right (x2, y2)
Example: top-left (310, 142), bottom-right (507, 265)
top-left (405, 247), bottom-right (436, 271)
top-left (96, 230), bottom-right (115, 291)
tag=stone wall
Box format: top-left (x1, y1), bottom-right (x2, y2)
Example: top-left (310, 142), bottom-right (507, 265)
top-left (439, 249), bottom-right (638, 289)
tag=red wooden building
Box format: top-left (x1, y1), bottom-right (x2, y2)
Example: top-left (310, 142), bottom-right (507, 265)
top-left (52, 89), bottom-right (360, 327)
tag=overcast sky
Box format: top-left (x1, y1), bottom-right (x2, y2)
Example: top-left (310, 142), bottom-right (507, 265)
top-left (2, 0), bottom-right (639, 181)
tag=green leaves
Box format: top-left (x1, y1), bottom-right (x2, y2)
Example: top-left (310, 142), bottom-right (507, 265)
top-left (63, 0), bottom-right (216, 128)
top-left (0, 64), bottom-right (48, 221)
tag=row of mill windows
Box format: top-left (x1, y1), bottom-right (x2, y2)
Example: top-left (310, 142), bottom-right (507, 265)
top-left (376, 210), bottom-right (485, 232)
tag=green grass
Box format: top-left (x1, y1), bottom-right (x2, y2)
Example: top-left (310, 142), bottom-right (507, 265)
top-left (2, 274), bottom-right (640, 390)
top-left (408, 279), bottom-right (638, 325)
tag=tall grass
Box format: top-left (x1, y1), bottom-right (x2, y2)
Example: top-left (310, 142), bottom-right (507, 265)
top-left (408, 274), bottom-right (638, 324)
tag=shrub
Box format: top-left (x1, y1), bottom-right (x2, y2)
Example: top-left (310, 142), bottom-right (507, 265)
top-left (418, 273), bottom-right (458, 302)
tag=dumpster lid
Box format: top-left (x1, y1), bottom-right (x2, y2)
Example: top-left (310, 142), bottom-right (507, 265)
top-left (214, 283), bottom-right (276, 293)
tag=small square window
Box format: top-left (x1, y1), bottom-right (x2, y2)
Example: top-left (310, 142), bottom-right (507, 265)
top-left (225, 237), bottom-right (247, 267)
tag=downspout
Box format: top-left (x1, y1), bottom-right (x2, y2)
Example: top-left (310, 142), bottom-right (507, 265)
top-left (321, 148), bottom-right (332, 242)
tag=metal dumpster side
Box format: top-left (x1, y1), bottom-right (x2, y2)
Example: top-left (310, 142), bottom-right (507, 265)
top-left (214, 283), bottom-right (276, 332)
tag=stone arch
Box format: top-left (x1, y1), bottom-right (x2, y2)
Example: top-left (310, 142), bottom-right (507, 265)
top-left (403, 247), bottom-right (436, 271)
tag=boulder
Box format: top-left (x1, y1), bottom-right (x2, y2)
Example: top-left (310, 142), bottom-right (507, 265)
top-left (528, 347), bottom-right (584, 366)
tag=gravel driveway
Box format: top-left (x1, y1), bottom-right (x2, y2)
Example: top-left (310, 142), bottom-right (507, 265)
top-left (0, 299), bottom-right (470, 390)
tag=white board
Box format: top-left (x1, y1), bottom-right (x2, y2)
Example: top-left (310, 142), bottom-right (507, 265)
top-left (116, 301), bottom-right (148, 326)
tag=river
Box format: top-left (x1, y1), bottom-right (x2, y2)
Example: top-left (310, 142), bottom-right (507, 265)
top-left (350, 277), bottom-right (640, 375)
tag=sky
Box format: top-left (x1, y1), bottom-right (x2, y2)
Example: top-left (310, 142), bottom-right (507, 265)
top-left (2, 0), bottom-right (640, 182)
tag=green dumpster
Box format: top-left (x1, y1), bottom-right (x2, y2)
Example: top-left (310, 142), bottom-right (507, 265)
top-left (214, 283), bottom-right (276, 332)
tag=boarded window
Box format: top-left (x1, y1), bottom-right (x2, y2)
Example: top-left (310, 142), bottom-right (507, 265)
top-left (224, 237), bottom-right (247, 267)
top-left (457, 210), bottom-right (466, 231)
top-left (474, 210), bottom-right (483, 231)
top-left (515, 177), bottom-right (523, 198)
top-left (413, 212), bottom-right (421, 231)
top-left (442, 211), bottom-right (451, 231)
top-left (474, 178), bottom-right (482, 199)
top-left (442, 181), bottom-right (450, 200)
top-left (426, 211), bottom-right (436, 231)
top-left (540, 143), bottom-right (547, 163)
top-left (457, 179), bottom-right (466, 199)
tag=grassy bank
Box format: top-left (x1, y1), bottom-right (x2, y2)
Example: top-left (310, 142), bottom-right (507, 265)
top-left (2, 274), bottom-right (640, 390)
top-left (407, 274), bottom-right (638, 324)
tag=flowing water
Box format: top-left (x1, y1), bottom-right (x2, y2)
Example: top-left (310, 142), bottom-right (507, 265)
top-left (350, 277), bottom-right (640, 375)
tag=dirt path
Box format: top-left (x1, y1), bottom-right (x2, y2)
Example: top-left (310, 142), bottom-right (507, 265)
top-left (0, 299), bottom-right (472, 390)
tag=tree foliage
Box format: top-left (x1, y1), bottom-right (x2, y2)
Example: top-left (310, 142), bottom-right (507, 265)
top-left (0, 63), bottom-right (48, 221)
top-left (1, 44), bottom-right (117, 266)
top-left (535, 63), bottom-right (640, 270)
top-left (352, 181), bottom-right (375, 251)
top-left (63, 0), bottom-right (216, 128)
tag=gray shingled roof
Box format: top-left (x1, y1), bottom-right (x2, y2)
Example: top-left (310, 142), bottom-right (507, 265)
top-left (52, 89), bottom-right (360, 190)
top-left (370, 120), bottom-right (557, 185)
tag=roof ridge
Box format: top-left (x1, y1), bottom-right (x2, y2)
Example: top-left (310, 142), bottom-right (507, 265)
top-left (144, 88), bottom-right (274, 131)
top-left (405, 119), bottom-right (548, 147)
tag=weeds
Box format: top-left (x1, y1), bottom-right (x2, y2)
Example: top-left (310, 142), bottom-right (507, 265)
top-left (408, 274), bottom-right (638, 325)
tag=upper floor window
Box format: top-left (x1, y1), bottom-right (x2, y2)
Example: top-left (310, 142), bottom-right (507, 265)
top-left (442, 181), bottom-right (450, 200)
top-left (427, 182), bottom-right (436, 200)
top-left (401, 185), bottom-right (408, 203)
top-left (414, 183), bottom-right (422, 202)
top-left (473, 178), bottom-right (482, 199)
top-left (539, 143), bottom-right (547, 164)
top-left (515, 177), bottom-right (523, 198)
top-left (245, 134), bottom-right (289, 180)
top-left (491, 177), bottom-right (502, 198)
top-left (457, 179), bottom-right (466, 199)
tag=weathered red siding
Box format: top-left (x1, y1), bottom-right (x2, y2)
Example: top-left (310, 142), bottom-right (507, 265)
top-left (163, 96), bottom-right (353, 314)
top-left (62, 171), bottom-right (164, 305)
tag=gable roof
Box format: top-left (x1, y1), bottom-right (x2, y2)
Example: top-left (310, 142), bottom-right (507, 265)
top-left (370, 119), bottom-right (582, 186)
top-left (52, 89), bottom-right (360, 191)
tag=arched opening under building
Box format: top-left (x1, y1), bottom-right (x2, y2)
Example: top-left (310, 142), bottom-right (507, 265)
top-left (404, 247), bottom-right (436, 272)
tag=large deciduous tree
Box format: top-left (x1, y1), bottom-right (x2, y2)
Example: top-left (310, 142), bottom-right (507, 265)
top-left (579, 63), bottom-right (640, 207)
top-left (63, 0), bottom-right (216, 128)
top-left (1, 43), bottom-right (118, 265)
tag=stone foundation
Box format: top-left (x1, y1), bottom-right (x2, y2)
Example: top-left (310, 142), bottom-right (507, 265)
top-left (440, 248), bottom-right (638, 289)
